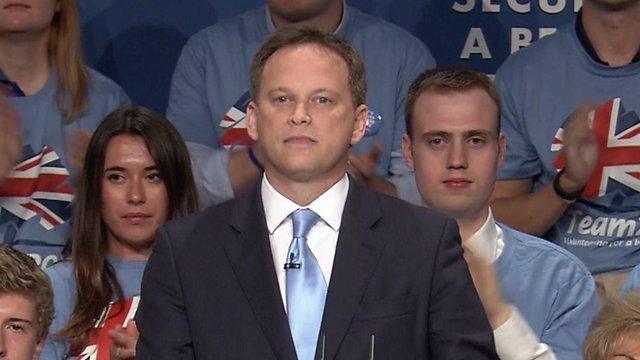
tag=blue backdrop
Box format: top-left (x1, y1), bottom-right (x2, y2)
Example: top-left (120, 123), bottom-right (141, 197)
top-left (78, 0), bottom-right (581, 113)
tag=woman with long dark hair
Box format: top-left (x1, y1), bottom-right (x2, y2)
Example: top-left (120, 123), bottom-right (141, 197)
top-left (42, 106), bottom-right (199, 359)
top-left (0, 0), bottom-right (128, 264)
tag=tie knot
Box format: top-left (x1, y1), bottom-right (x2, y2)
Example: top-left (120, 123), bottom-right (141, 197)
top-left (292, 208), bottom-right (319, 239)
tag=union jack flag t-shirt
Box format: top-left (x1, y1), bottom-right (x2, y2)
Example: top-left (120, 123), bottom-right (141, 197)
top-left (495, 22), bottom-right (640, 274)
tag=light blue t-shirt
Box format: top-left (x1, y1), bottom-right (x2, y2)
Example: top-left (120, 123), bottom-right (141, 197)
top-left (498, 225), bottom-right (598, 359)
top-left (620, 264), bottom-right (640, 296)
top-left (166, 4), bottom-right (435, 206)
top-left (42, 257), bottom-right (147, 360)
top-left (495, 21), bottom-right (640, 275)
top-left (0, 69), bottom-right (128, 268)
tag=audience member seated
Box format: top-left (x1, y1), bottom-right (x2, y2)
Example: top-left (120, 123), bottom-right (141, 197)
top-left (41, 107), bottom-right (198, 360)
top-left (491, 0), bottom-right (640, 300)
top-left (402, 67), bottom-right (598, 360)
top-left (0, 0), bottom-right (129, 268)
top-left (167, 0), bottom-right (434, 206)
top-left (620, 265), bottom-right (640, 297)
top-left (0, 245), bottom-right (54, 360)
top-left (584, 291), bottom-right (640, 360)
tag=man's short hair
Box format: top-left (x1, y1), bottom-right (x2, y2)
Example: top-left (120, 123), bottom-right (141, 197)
top-left (583, 291), bottom-right (640, 360)
top-left (0, 246), bottom-right (54, 340)
top-left (250, 26), bottom-right (367, 106)
top-left (405, 67), bottom-right (501, 138)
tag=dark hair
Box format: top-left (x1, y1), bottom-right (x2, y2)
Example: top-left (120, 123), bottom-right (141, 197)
top-left (59, 106), bottom-right (199, 354)
top-left (250, 26), bottom-right (366, 106)
top-left (405, 67), bottom-right (501, 138)
top-left (0, 245), bottom-right (53, 340)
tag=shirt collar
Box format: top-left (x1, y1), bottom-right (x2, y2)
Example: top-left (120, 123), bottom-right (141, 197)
top-left (261, 173), bottom-right (349, 234)
top-left (0, 67), bottom-right (25, 97)
top-left (463, 208), bottom-right (504, 263)
top-left (575, 10), bottom-right (640, 65)
top-left (265, 0), bottom-right (347, 35)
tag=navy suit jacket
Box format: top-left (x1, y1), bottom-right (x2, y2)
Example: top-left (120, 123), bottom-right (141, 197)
top-left (136, 179), bottom-right (497, 359)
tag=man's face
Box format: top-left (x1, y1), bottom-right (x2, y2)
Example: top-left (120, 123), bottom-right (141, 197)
top-left (403, 88), bottom-right (504, 220)
top-left (0, 293), bottom-right (43, 360)
top-left (588, 0), bottom-right (640, 8)
top-left (267, 0), bottom-right (335, 22)
top-left (610, 332), bottom-right (640, 360)
top-left (247, 43), bottom-right (367, 186)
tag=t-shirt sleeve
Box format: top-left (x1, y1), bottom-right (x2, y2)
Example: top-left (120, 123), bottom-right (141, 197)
top-left (166, 35), bottom-right (217, 148)
top-left (495, 65), bottom-right (542, 181)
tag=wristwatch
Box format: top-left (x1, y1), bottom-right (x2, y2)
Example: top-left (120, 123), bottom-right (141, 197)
top-left (553, 169), bottom-right (584, 202)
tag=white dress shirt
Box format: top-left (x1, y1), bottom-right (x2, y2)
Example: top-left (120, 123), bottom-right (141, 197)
top-left (465, 209), bottom-right (556, 360)
top-left (261, 174), bottom-right (349, 309)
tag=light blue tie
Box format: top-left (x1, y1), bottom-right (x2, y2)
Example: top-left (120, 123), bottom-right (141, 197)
top-left (286, 208), bottom-right (326, 360)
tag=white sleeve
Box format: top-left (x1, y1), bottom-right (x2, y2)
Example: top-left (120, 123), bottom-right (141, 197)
top-left (493, 307), bottom-right (557, 360)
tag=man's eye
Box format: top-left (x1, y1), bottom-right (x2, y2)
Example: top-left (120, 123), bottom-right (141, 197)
top-left (469, 137), bottom-right (486, 145)
top-left (317, 96), bottom-right (331, 104)
top-left (428, 138), bottom-right (444, 146)
top-left (7, 324), bottom-right (24, 332)
top-left (274, 95), bottom-right (287, 103)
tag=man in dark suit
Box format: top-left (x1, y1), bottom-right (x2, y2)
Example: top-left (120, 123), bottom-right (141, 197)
top-left (135, 27), bottom-right (497, 359)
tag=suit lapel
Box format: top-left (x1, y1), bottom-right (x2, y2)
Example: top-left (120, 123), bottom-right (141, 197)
top-left (223, 189), bottom-right (297, 360)
top-left (319, 180), bottom-right (387, 360)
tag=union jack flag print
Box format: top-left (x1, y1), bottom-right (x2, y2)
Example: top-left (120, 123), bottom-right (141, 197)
top-left (551, 98), bottom-right (640, 199)
top-left (0, 145), bottom-right (73, 230)
top-left (219, 91), bottom-right (253, 148)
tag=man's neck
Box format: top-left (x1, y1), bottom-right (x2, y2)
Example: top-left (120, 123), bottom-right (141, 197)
top-left (265, 170), bottom-right (345, 206)
top-left (455, 206), bottom-right (491, 242)
top-left (0, 32), bottom-right (51, 95)
top-left (269, 1), bottom-right (343, 34)
top-left (582, 0), bottom-right (640, 67)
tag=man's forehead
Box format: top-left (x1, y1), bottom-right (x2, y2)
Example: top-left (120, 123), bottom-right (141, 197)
top-left (0, 292), bottom-right (38, 319)
top-left (264, 42), bottom-right (346, 69)
top-left (413, 89), bottom-right (499, 130)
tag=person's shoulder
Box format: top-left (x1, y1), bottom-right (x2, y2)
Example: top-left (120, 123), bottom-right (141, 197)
top-left (86, 67), bottom-right (125, 94)
top-left (497, 23), bottom-right (574, 76)
top-left (44, 259), bottom-right (75, 288)
top-left (85, 67), bottom-right (128, 103)
top-left (161, 196), bottom-right (241, 245)
top-left (371, 188), bottom-right (452, 232)
top-left (346, 5), bottom-right (431, 54)
top-left (501, 223), bottom-right (591, 280)
top-left (184, 6), bottom-right (264, 51)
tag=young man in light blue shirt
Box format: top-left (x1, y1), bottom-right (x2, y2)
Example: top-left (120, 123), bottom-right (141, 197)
top-left (403, 67), bottom-right (598, 360)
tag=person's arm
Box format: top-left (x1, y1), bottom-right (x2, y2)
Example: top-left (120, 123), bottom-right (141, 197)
top-left (493, 309), bottom-right (556, 360)
top-left (492, 103), bottom-right (598, 236)
top-left (387, 37), bottom-right (436, 203)
top-left (620, 266), bottom-right (640, 297)
top-left (429, 219), bottom-right (498, 359)
top-left (348, 143), bottom-right (397, 197)
top-left (136, 227), bottom-right (194, 360)
top-left (167, 38), bottom-right (261, 204)
top-left (541, 272), bottom-right (598, 360)
top-left (463, 241), bottom-right (556, 359)
top-left (186, 142), bottom-right (261, 207)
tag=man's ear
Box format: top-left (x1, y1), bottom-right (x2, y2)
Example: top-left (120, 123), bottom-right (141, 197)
top-left (350, 104), bottom-right (368, 145)
top-left (497, 132), bottom-right (506, 167)
top-left (402, 134), bottom-right (415, 170)
top-left (32, 333), bottom-right (46, 360)
top-left (246, 100), bottom-right (259, 141)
